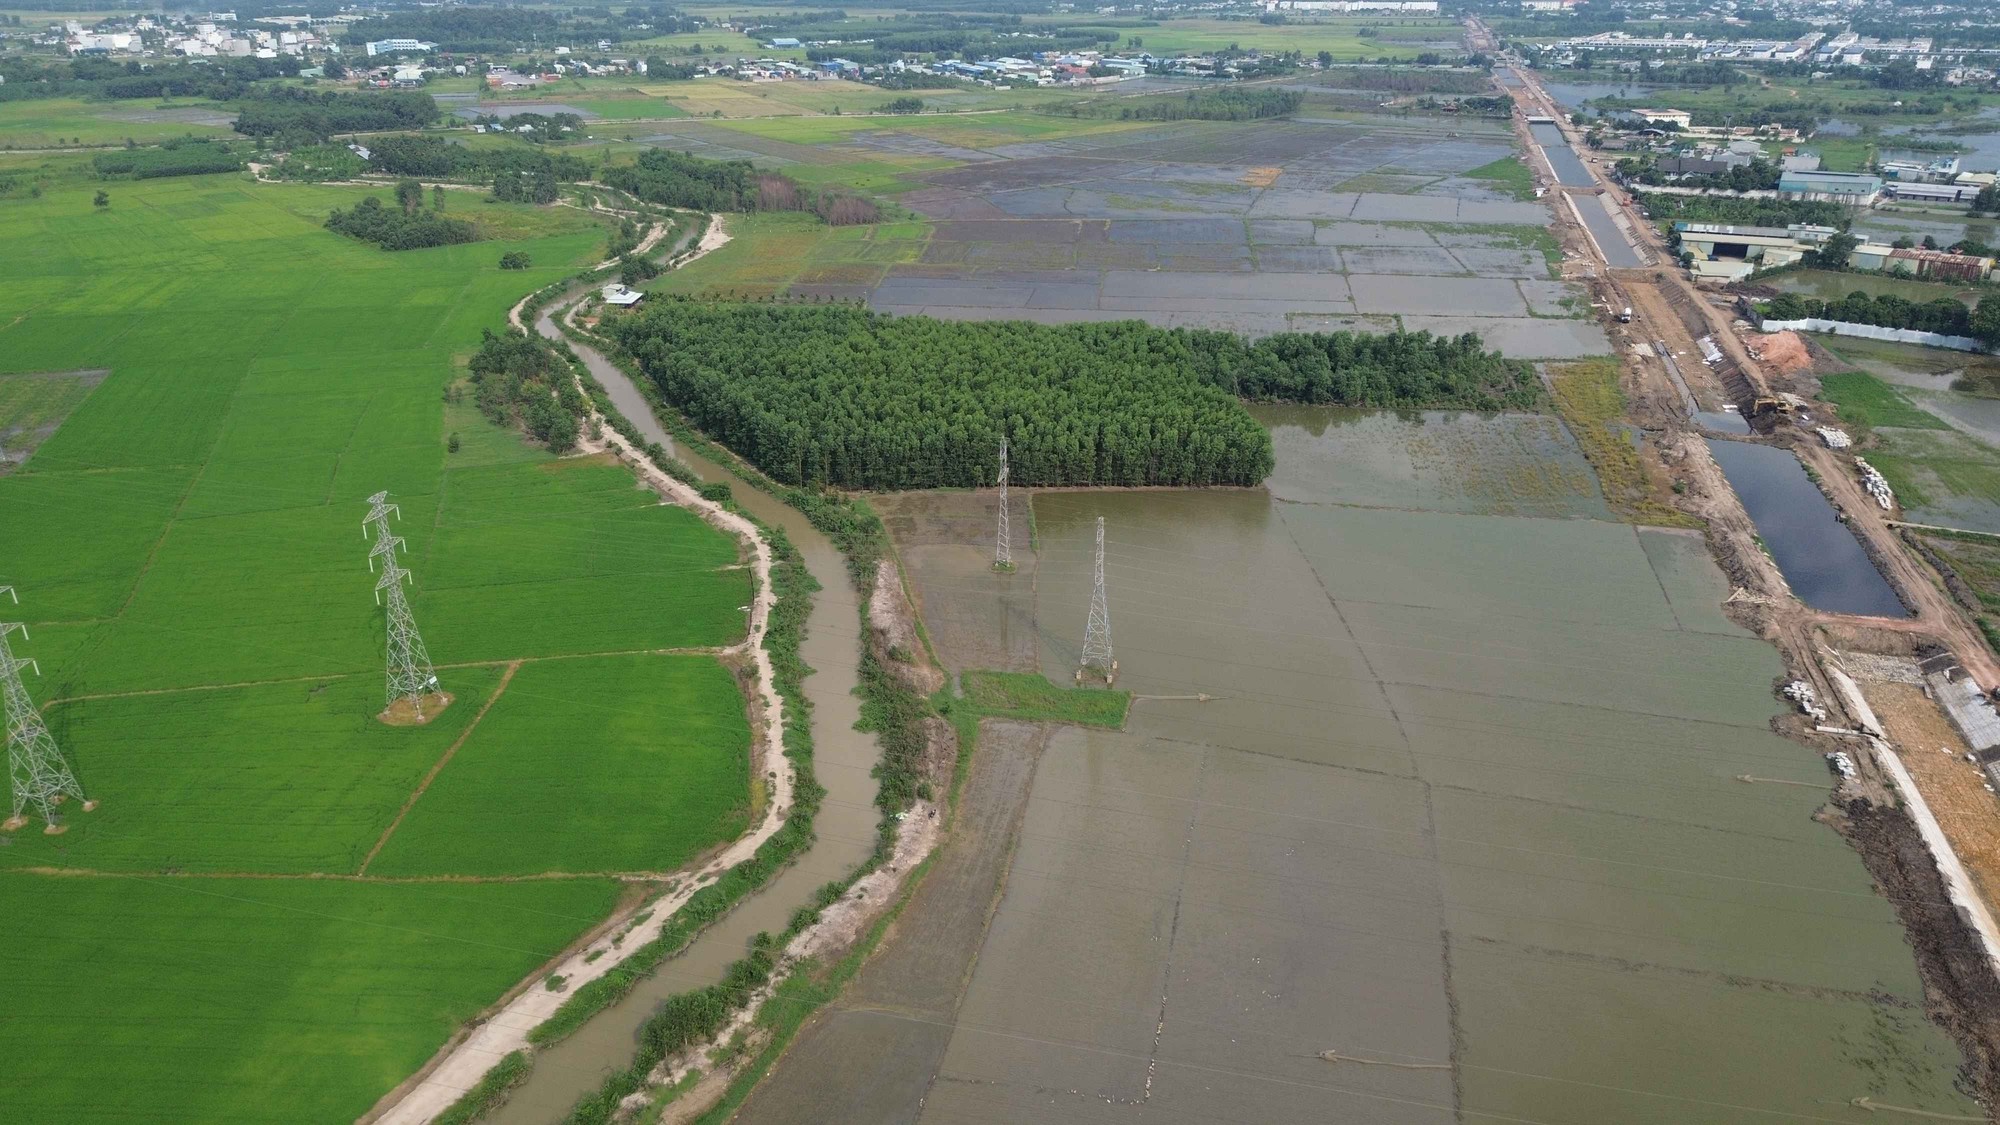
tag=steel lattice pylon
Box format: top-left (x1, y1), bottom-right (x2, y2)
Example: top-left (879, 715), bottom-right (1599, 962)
top-left (994, 435), bottom-right (1012, 571)
top-left (1, 589), bottom-right (93, 834)
top-left (364, 495), bottom-right (442, 718)
top-left (1078, 517), bottom-right (1115, 684)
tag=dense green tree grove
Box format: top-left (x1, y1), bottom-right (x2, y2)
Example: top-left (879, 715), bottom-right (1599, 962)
top-left (1188, 326), bottom-right (1539, 408)
top-left (609, 304), bottom-right (1537, 490)
top-left (602, 149), bottom-right (880, 224)
top-left (362, 134), bottom-right (590, 183)
top-left (467, 330), bottom-right (584, 451)
top-left (92, 140), bottom-right (242, 179)
top-left (324, 196), bottom-right (476, 250)
top-left (233, 89), bottom-right (439, 143)
top-left (610, 303), bottom-right (1271, 488)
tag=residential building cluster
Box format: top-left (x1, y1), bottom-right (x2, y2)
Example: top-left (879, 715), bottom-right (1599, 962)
top-left (51, 11), bottom-right (349, 60)
top-left (1540, 26), bottom-right (2000, 72)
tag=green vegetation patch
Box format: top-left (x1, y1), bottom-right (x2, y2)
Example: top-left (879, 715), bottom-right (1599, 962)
top-left (1818, 370), bottom-right (1950, 433)
top-left (0, 872), bottom-right (621, 1125)
top-left (1462, 155), bottom-right (1538, 202)
top-left (960, 670), bottom-right (1128, 727)
top-left (1550, 359), bottom-right (1702, 529)
top-left (369, 654), bottom-right (751, 876)
top-left (0, 97), bottom-right (234, 149)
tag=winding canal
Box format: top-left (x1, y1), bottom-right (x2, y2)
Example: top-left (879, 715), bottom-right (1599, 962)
top-left (480, 298), bottom-right (883, 1124)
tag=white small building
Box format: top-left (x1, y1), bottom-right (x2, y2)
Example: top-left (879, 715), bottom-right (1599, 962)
top-left (601, 285), bottom-right (643, 307)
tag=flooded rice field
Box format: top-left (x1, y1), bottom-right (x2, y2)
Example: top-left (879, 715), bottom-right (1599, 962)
top-left (1705, 439), bottom-right (1908, 617)
top-left (832, 116), bottom-right (1607, 357)
top-left (737, 410), bottom-right (1973, 1125)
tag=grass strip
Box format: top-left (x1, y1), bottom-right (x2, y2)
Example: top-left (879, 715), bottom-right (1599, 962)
top-left (1549, 359), bottom-right (1704, 530)
top-left (960, 670), bottom-right (1129, 728)
top-left (1463, 155), bottom-right (1538, 202)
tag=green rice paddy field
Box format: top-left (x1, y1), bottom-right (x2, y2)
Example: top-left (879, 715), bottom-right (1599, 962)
top-left (0, 174), bottom-right (758, 1122)
top-left (0, 97), bottom-right (235, 149)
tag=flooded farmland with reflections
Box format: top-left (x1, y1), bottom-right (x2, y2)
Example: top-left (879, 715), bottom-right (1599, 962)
top-left (735, 408), bottom-right (1978, 1125)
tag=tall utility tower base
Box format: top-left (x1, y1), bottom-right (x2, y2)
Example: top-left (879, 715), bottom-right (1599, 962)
top-left (7, 795), bottom-right (100, 832)
top-left (378, 691), bottom-right (454, 727)
top-left (1075, 661), bottom-right (1118, 688)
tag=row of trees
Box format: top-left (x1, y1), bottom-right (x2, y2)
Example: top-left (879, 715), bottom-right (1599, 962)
top-left (1045, 88), bottom-right (1302, 123)
top-left (324, 194), bottom-right (476, 250)
top-left (0, 55), bottom-right (301, 103)
top-left (1121, 88), bottom-right (1302, 122)
top-left (467, 329), bottom-right (583, 451)
top-left (1635, 191), bottom-right (1851, 231)
top-left (602, 149), bottom-right (880, 225)
top-left (607, 303), bottom-right (1537, 490)
top-left (1762, 292), bottom-right (2000, 348)
top-left (361, 134), bottom-right (591, 183)
top-left (1759, 291), bottom-right (1978, 337)
top-left (233, 89), bottom-right (440, 144)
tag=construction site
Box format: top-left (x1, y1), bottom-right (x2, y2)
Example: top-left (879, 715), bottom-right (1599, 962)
top-left (1501, 41), bottom-right (2000, 1109)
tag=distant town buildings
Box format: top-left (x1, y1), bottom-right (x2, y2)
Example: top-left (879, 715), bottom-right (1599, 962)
top-left (1262, 0), bottom-right (1438, 12)
top-left (365, 38), bottom-right (436, 57)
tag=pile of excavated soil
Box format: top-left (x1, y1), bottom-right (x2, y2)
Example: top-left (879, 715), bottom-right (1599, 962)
top-left (1749, 330), bottom-right (1813, 376)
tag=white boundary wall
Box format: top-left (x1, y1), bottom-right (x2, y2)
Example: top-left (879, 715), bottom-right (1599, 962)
top-left (1755, 316), bottom-right (1986, 353)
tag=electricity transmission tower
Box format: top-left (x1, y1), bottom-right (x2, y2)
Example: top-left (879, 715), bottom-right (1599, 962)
top-left (0, 588), bottom-right (94, 834)
top-left (993, 435), bottom-right (1012, 571)
top-left (1077, 517), bottom-right (1116, 685)
top-left (363, 495), bottom-right (442, 719)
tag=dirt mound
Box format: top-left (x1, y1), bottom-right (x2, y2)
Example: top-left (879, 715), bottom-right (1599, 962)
top-left (376, 691), bottom-right (453, 726)
top-left (1749, 330), bottom-right (1813, 376)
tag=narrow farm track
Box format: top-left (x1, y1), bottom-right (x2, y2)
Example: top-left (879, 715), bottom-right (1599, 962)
top-left (358, 661), bottom-right (521, 876)
top-left (368, 211), bottom-right (818, 1125)
top-left (37, 644), bottom-right (731, 711)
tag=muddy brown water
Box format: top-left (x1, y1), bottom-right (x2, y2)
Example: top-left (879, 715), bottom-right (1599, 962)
top-left (488, 310), bottom-right (883, 1124)
top-left (738, 410), bottom-right (1977, 1125)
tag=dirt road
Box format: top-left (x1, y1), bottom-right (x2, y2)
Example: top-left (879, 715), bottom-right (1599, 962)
top-left (369, 213), bottom-right (791, 1125)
